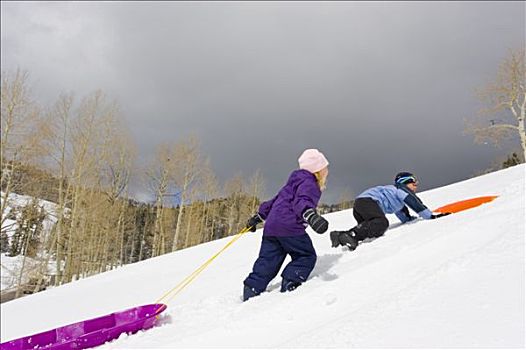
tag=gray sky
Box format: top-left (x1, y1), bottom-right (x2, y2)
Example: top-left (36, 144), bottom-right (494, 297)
top-left (1, 1), bottom-right (525, 204)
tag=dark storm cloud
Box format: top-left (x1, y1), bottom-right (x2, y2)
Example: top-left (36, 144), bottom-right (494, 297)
top-left (1, 2), bottom-right (524, 203)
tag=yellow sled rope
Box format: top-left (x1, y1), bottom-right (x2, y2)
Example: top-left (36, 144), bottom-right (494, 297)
top-left (155, 226), bottom-right (251, 313)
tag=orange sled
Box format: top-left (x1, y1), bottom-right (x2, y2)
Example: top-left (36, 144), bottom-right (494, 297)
top-left (434, 196), bottom-right (498, 214)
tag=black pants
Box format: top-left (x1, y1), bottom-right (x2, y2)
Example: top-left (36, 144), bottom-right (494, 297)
top-left (351, 197), bottom-right (389, 241)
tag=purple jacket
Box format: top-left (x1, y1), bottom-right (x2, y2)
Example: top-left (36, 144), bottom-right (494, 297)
top-left (258, 169), bottom-right (322, 237)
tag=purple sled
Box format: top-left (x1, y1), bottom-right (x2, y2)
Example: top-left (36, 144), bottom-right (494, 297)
top-left (0, 303), bottom-right (167, 350)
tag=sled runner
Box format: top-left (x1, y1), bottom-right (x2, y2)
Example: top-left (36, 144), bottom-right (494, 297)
top-left (0, 303), bottom-right (167, 350)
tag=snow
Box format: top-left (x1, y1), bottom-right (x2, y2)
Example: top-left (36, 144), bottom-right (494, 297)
top-left (1, 193), bottom-right (59, 291)
top-left (1, 165), bottom-right (524, 348)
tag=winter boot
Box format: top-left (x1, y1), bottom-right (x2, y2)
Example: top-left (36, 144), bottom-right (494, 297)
top-left (330, 230), bottom-right (344, 247)
top-left (280, 279), bottom-right (302, 293)
top-left (339, 231), bottom-right (358, 251)
top-left (243, 285), bottom-right (260, 301)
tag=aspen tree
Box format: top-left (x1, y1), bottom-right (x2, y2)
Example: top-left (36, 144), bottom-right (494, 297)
top-left (171, 136), bottom-right (204, 251)
top-left (467, 47), bottom-right (526, 162)
top-left (146, 143), bottom-right (172, 256)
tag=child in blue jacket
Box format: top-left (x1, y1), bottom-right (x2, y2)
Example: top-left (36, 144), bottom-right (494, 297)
top-left (330, 172), bottom-right (450, 251)
top-left (242, 149), bottom-right (330, 301)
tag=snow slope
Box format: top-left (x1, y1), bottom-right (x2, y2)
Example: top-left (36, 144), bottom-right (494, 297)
top-left (1, 165), bottom-right (524, 348)
top-left (1, 193), bottom-right (59, 291)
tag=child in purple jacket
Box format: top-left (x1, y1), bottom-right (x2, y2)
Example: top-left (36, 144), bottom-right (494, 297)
top-left (242, 149), bottom-right (330, 301)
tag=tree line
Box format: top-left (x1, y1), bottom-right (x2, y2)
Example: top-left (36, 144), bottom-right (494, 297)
top-left (0, 70), bottom-right (351, 298)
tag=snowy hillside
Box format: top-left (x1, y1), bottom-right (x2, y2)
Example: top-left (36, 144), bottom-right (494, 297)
top-left (1, 165), bottom-right (524, 348)
top-left (1, 193), bottom-right (59, 291)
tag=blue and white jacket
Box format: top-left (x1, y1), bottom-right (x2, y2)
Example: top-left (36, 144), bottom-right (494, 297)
top-left (357, 184), bottom-right (433, 223)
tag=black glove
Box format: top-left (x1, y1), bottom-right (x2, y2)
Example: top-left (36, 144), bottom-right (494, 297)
top-left (431, 212), bottom-right (452, 219)
top-left (246, 213), bottom-right (263, 232)
top-left (303, 208), bottom-right (329, 234)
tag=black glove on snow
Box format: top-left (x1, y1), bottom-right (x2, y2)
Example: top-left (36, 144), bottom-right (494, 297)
top-left (303, 208), bottom-right (329, 234)
top-left (431, 212), bottom-right (452, 219)
top-left (246, 213), bottom-right (263, 232)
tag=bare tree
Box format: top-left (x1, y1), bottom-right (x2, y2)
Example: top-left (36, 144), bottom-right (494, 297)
top-left (247, 169), bottom-right (265, 214)
top-left (98, 109), bottom-right (136, 266)
top-left (42, 93), bottom-right (74, 284)
top-left (1, 70), bottom-right (42, 234)
top-left (224, 174), bottom-right (245, 236)
top-left (198, 160), bottom-right (219, 243)
top-left (182, 185), bottom-right (200, 248)
top-left (60, 90), bottom-right (122, 282)
top-left (145, 143), bottom-right (173, 256)
top-left (97, 106), bottom-right (136, 202)
top-left (171, 136), bottom-right (204, 251)
top-left (467, 47), bottom-right (526, 162)
top-left (0, 70), bottom-right (57, 296)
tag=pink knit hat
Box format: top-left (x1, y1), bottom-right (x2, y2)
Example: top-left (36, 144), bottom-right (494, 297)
top-left (298, 149), bottom-right (329, 173)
